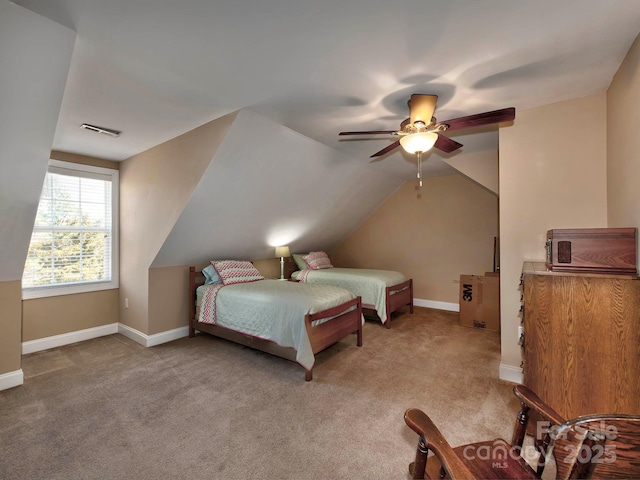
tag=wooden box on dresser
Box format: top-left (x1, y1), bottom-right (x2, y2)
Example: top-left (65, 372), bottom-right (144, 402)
top-left (520, 261), bottom-right (640, 419)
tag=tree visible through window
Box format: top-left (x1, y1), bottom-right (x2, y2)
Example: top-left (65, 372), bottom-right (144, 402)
top-left (22, 160), bottom-right (119, 298)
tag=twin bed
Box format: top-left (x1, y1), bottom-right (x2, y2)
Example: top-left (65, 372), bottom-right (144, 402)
top-left (291, 252), bottom-right (413, 328)
top-left (188, 254), bottom-right (413, 380)
top-left (189, 265), bottom-right (363, 381)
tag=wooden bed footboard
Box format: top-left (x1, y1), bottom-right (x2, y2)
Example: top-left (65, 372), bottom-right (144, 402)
top-left (384, 278), bottom-right (414, 329)
top-left (188, 266), bottom-right (206, 338)
top-left (188, 266), bottom-right (362, 381)
top-left (306, 296), bottom-right (363, 353)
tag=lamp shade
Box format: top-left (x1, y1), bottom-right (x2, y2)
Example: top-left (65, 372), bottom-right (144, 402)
top-left (399, 132), bottom-right (438, 154)
top-left (275, 245), bottom-right (290, 258)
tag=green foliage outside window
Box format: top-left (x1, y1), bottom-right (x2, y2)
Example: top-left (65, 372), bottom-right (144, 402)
top-left (23, 171), bottom-right (112, 288)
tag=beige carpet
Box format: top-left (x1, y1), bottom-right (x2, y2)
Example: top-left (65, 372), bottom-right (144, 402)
top-left (0, 307), bottom-right (520, 479)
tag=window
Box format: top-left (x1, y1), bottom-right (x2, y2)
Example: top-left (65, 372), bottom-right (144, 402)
top-left (22, 160), bottom-right (119, 299)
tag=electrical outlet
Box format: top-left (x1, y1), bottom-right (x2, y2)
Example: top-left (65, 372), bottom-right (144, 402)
top-left (125, 298), bottom-right (129, 309)
top-left (518, 325), bottom-right (524, 343)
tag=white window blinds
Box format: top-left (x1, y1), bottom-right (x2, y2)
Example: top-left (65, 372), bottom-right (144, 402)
top-left (23, 161), bottom-right (119, 297)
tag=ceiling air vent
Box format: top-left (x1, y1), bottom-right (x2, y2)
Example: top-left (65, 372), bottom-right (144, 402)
top-left (80, 123), bottom-right (121, 138)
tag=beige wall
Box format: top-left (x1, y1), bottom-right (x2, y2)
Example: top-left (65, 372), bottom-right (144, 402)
top-left (0, 281), bottom-right (22, 374)
top-left (148, 258), bottom-right (284, 335)
top-left (120, 112), bottom-right (236, 335)
top-left (148, 266), bottom-right (190, 335)
top-left (251, 258), bottom-right (286, 280)
top-left (50, 150), bottom-right (120, 170)
top-left (331, 173), bottom-right (499, 304)
top-left (22, 290), bottom-right (119, 341)
top-left (607, 32), bottom-right (640, 260)
top-left (20, 154), bottom-right (121, 344)
top-left (499, 93), bottom-right (608, 371)
top-left (445, 149), bottom-right (499, 195)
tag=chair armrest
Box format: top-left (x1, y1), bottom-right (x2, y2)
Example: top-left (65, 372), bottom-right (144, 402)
top-left (514, 385), bottom-right (566, 425)
top-left (404, 408), bottom-right (475, 479)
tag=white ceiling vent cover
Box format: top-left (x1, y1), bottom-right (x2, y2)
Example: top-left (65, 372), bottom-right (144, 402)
top-left (80, 123), bottom-right (121, 137)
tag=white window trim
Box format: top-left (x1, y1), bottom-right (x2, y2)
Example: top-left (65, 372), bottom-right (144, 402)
top-left (22, 160), bottom-right (119, 300)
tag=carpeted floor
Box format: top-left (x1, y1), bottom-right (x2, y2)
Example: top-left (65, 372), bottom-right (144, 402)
top-left (0, 307), bottom-right (519, 479)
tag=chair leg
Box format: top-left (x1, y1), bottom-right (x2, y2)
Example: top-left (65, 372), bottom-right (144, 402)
top-left (411, 437), bottom-right (429, 479)
top-left (534, 434), bottom-right (549, 475)
top-left (511, 404), bottom-right (529, 448)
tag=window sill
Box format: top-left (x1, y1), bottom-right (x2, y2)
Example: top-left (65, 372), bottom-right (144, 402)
top-left (22, 281), bottom-right (119, 300)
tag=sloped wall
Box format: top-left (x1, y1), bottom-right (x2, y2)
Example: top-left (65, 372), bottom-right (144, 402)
top-left (119, 112), bottom-right (237, 334)
top-left (152, 108), bottom-right (402, 268)
top-left (0, 1), bottom-right (75, 385)
top-left (0, 2), bottom-right (75, 282)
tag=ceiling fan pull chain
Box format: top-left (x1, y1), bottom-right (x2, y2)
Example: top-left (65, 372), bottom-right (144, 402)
top-left (417, 151), bottom-right (423, 188)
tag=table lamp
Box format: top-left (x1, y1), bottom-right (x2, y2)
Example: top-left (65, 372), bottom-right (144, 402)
top-left (275, 245), bottom-right (291, 280)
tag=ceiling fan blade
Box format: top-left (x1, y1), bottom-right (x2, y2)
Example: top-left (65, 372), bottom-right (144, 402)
top-left (409, 94), bottom-right (438, 125)
top-left (339, 130), bottom-right (397, 136)
top-left (441, 107), bottom-right (515, 131)
top-left (370, 140), bottom-right (401, 158)
top-left (434, 133), bottom-right (463, 153)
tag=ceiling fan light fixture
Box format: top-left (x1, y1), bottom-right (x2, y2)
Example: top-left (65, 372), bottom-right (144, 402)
top-left (399, 132), bottom-right (438, 154)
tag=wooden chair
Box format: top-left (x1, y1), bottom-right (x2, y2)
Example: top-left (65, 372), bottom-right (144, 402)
top-left (551, 414), bottom-right (640, 479)
top-left (404, 384), bottom-right (640, 479)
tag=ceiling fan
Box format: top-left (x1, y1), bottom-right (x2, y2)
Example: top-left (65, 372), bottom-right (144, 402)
top-left (339, 94), bottom-right (515, 186)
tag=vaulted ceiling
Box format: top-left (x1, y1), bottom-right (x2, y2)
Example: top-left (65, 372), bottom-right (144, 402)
top-left (4, 0), bottom-right (640, 280)
top-left (13, 0), bottom-right (640, 179)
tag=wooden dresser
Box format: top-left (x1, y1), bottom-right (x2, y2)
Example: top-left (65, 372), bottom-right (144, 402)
top-left (521, 261), bottom-right (640, 419)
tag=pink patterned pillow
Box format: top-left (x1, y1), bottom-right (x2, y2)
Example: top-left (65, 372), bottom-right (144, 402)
top-left (212, 260), bottom-right (264, 285)
top-left (303, 251), bottom-right (333, 270)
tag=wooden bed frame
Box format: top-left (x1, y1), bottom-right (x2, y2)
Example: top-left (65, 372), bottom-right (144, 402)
top-left (357, 278), bottom-right (414, 329)
top-left (381, 278), bottom-right (414, 329)
top-left (188, 266), bottom-right (363, 381)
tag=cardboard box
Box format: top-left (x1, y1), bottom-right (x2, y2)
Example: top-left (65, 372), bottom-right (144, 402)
top-left (459, 274), bottom-right (500, 332)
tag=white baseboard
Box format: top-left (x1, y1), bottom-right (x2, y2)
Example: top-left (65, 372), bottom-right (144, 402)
top-left (0, 369), bottom-right (24, 391)
top-left (22, 323), bottom-right (189, 355)
top-left (499, 363), bottom-right (523, 384)
top-left (22, 323), bottom-right (119, 355)
top-left (414, 298), bottom-right (459, 312)
top-left (118, 324), bottom-right (190, 347)
top-left (116, 323), bottom-right (148, 345)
